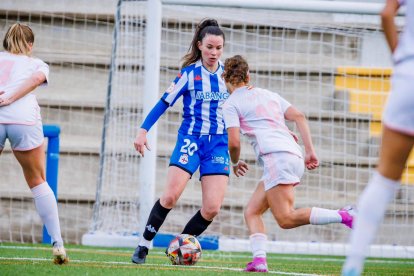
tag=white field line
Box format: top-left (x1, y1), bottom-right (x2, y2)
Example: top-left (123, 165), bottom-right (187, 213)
top-left (1, 245), bottom-right (413, 265)
top-left (0, 256), bottom-right (320, 275)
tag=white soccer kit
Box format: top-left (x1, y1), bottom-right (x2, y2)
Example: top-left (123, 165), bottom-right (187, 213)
top-left (223, 86), bottom-right (302, 158)
top-left (223, 86), bottom-right (304, 190)
top-left (383, 0), bottom-right (414, 135)
top-left (0, 51), bottom-right (49, 125)
top-left (393, 0), bottom-right (414, 65)
top-left (0, 51), bottom-right (49, 150)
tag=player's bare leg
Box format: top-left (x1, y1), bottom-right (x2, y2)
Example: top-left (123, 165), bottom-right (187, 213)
top-left (200, 175), bottom-right (228, 221)
top-left (13, 145), bottom-right (45, 188)
top-left (14, 145), bottom-right (68, 264)
top-left (132, 166), bottom-right (190, 264)
top-left (343, 127), bottom-right (414, 276)
top-left (266, 184), bottom-right (353, 229)
top-left (160, 166), bottom-right (191, 209)
top-left (244, 182), bottom-right (269, 234)
top-left (184, 174), bottom-right (228, 230)
top-left (244, 182), bottom-right (269, 273)
top-left (377, 127), bottom-right (414, 181)
top-left (266, 184), bottom-right (311, 229)
top-left (180, 175), bottom-right (227, 237)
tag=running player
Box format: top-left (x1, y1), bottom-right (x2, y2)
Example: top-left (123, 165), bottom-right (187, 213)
top-left (131, 18), bottom-right (229, 264)
top-left (342, 1), bottom-right (414, 275)
top-left (222, 55), bottom-right (355, 273)
top-left (0, 23), bottom-right (68, 264)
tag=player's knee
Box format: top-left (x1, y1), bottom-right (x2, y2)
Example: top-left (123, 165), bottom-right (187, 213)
top-left (160, 195), bottom-right (178, 209)
top-left (244, 205), bottom-right (259, 220)
top-left (275, 214), bottom-right (295, 229)
top-left (278, 221), bottom-right (294, 229)
top-left (202, 206), bottom-right (220, 220)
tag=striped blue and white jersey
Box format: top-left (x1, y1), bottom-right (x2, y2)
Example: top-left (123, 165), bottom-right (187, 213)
top-left (162, 60), bottom-right (229, 135)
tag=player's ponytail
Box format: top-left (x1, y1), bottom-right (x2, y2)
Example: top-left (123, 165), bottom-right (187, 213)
top-left (3, 23), bottom-right (34, 56)
top-left (223, 55), bottom-right (250, 86)
top-left (181, 18), bottom-right (225, 68)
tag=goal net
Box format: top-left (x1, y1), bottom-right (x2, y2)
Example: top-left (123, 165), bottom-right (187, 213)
top-left (83, 0), bottom-right (413, 257)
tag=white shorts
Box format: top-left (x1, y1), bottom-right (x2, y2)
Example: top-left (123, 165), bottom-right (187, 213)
top-left (383, 63), bottom-right (414, 136)
top-left (0, 121), bottom-right (44, 151)
top-left (259, 151), bottom-right (304, 191)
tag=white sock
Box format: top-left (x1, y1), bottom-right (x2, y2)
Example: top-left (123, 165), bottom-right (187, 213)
top-left (250, 233), bottom-right (267, 258)
top-left (31, 182), bottom-right (63, 246)
top-left (309, 207), bottom-right (342, 225)
top-left (343, 172), bottom-right (400, 275)
top-left (139, 237), bottom-right (152, 248)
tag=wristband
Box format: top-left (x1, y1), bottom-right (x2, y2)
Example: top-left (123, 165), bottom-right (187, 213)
top-left (230, 160), bottom-right (240, 167)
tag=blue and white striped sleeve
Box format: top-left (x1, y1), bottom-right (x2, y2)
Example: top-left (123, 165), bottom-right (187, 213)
top-left (161, 69), bottom-right (189, 107)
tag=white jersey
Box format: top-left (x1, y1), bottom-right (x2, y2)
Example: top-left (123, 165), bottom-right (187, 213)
top-left (222, 86), bottom-right (302, 158)
top-left (0, 51), bottom-right (49, 125)
top-left (383, 0), bottom-right (414, 135)
top-left (394, 0), bottom-right (414, 66)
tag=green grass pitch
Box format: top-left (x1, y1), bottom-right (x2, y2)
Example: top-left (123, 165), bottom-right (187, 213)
top-left (0, 242), bottom-right (413, 275)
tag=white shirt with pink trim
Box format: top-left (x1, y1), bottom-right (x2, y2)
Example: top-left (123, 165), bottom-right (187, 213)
top-left (0, 51), bottom-right (49, 125)
top-left (222, 86), bottom-right (302, 158)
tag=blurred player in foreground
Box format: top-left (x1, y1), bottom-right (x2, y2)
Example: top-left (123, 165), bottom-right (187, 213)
top-left (132, 18), bottom-right (230, 264)
top-left (222, 55), bottom-right (355, 273)
top-left (0, 23), bottom-right (68, 264)
top-left (342, 1), bottom-right (414, 275)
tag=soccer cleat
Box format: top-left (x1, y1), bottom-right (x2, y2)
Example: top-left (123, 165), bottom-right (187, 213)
top-left (244, 257), bottom-right (268, 273)
top-left (339, 205), bottom-right (357, 229)
top-left (52, 243), bottom-right (69, 265)
top-left (131, 245), bottom-right (149, 264)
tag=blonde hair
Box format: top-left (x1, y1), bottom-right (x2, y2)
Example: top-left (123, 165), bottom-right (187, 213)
top-left (3, 23), bottom-right (34, 56)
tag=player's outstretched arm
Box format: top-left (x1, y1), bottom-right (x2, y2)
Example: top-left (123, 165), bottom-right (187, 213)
top-left (381, 0), bottom-right (400, 53)
top-left (284, 105), bottom-right (319, 170)
top-left (134, 99), bottom-right (168, 156)
top-left (134, 99), bottom-right (169, 156)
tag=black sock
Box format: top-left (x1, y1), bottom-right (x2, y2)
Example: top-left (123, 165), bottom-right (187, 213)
top-left (181, 210), bottom-right (212, 236)
top-left (142, 199), bottom-right (172, 241)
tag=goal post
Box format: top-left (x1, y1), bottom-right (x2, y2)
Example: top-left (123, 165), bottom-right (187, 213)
top-left (82, 0), bottom-right (414, 258)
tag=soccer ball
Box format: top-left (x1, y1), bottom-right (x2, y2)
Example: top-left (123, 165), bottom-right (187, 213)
top-left (166, 234), bottom-right (202, 265)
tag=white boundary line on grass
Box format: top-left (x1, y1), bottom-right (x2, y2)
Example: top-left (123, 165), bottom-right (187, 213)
top-left (0, 257), bottom-right (319, 275)
top-left (1, 245), bottom-right (413, 265)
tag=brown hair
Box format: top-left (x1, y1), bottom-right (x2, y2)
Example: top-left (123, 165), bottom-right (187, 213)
top-left (3, 23), bottom-right (34, 56)
top-left (222, 55), bottom-right (249, 86)
top-left (181, 18), bottom-right (225, 68)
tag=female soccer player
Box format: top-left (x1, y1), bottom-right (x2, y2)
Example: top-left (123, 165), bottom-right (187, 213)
top-left (0, 23), bottom-right (68, 264)
top-left (131, 18), bottom-right (229, 264)
top-left (222, 55), bottom-right (355, 273)
top-left (342, 1), bottom-right (414, 275)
